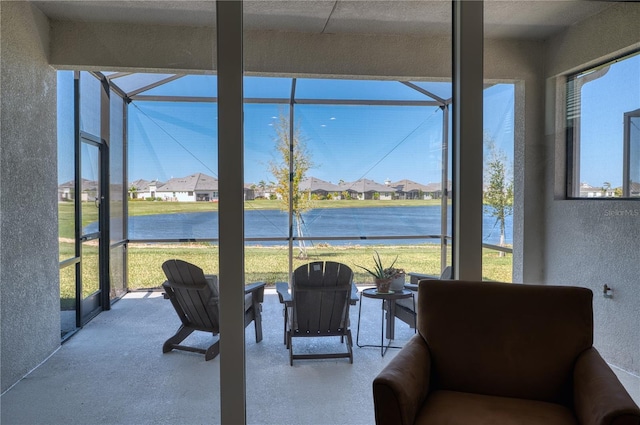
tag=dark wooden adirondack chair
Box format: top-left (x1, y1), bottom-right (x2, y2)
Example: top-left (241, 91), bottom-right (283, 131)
top-left (392, 266), bottom-right (452, 329)
top-left (161, 259), bottom-right (265, 361)
top-left (277, 261), bottom-right (355, 365)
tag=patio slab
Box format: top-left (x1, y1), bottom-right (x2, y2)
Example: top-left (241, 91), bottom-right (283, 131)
top-left (1, 287), bottom-right (415, 425)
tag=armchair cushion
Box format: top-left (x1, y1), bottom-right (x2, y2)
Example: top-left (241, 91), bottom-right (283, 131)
top-left (415, 390), bottom-right (577, 425)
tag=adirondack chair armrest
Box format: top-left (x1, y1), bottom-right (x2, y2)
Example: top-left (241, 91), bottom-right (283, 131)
top-left (162, 281), bottom-right (171, 299)
top-left (404, 282), bottom-right (419, 291)
top-left (407, 271), bottom-right (440, 284)
top-left (350, 283), bottom-right (359, 305)
top-left (275, 281), bottom-right (291, 305)
top-left (245, 281), bottom-right (266, 303)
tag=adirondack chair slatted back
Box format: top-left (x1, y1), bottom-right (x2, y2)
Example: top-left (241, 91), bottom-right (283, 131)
top-left (292, 261), bottom-right (353, 335)
top-left (162, 259), bottom-right (219, 333)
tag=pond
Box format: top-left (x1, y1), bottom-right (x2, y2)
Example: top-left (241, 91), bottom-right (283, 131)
top-left (101, 205), bottom-right (513, 246)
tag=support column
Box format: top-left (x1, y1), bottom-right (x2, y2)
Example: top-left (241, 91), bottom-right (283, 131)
top-left (217, 1), bottom-right (245, 424)
top-left (452, 0), bottom-right (483, 280)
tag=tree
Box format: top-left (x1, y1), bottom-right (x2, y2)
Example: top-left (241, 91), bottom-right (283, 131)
top-left (128, 185), bottom-right (138, 199)
top-left (483, 139), bottom-right (514, 256)
top-left (268, 113), bottom-right (313, 258)
top-left (257, 180), bottom-right (267, 198)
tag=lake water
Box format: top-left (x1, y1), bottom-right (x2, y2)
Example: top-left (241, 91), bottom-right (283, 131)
top-left (105, 206), bottom-right (513, 246)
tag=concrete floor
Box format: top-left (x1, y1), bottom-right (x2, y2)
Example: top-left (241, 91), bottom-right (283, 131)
top-left (1, 288), bottom-right (415, 425)
top-left (2, 288), bottom-right (638, 425)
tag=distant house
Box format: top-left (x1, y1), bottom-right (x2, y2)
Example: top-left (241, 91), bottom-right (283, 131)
top-left (82, 180), bottom-right (99, 201)
top-left (423, 181), bottom-right (452, 200)
top-left (339, 178), bottom-right (394, 200)
top-left (389, 179), bottom-right (431, 200)
top-left (261, 184), bottom-right (280, 200)
top-left (57, 178), bottom-right (98, 202)
top-left (579, 182), bottom-right (615, 198)
top-left (58, 179), bottom-right (75, 201)
top-left (129, 179), bottom-right (163, 199)
top-left (244, 184), bottom-right (255, 201)
top-left (629, 181), bottom-right (640, 197)
top-left (299, 177), bottom-right (342, 199)
top-left (156, 173), bottom-right (219, 202)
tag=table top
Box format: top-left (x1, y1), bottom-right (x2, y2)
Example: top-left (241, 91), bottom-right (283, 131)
top-left (361, 287), bottom-right (413, 300)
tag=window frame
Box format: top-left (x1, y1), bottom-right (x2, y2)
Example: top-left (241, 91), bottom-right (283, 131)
top-left (566, 49), bottom-right (640, 200)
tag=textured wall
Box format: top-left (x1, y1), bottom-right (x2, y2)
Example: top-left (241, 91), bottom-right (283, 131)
top-left (0, 2), bottom-right (60, 393)
top-left (544, 3), bottom-right (640, 375)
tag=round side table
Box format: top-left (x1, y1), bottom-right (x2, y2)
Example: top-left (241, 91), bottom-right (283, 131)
top-left (356, 287), bottom-right (415, 356)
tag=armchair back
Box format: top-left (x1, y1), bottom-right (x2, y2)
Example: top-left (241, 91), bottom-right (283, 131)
top-left (419, 280), bottom-right (593, 405)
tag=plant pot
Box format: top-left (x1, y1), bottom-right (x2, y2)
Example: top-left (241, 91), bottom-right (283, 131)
top-left (375, 278), bottom-right (392, 293)
top-left (389, 274), bottom-right (406, 291)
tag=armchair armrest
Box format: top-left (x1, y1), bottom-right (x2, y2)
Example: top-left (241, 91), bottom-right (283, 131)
top-left (245, 281), bottom-right (266, 303)
top-left (373, 334), bottom-right (432, 425)
top-left (574, 347), bottom-right (640, 425)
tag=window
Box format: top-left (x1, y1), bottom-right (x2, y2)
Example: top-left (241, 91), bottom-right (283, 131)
top-left (567, 50), bottom-right (640, 198)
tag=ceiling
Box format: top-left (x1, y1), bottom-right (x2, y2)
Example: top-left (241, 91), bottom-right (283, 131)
top-left (33, 0), bottom-right (613, 40)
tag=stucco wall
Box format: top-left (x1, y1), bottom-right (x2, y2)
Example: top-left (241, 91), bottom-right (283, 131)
top-left (0, 2), bottom-right (60, 393)
top-left (544, 2), bottom-right (640, 376)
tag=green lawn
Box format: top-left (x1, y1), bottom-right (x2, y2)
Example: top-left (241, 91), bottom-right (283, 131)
top-left (59, 242), bottom-right (512, 304)
top-left (126, 243), bottom-right (512, 289)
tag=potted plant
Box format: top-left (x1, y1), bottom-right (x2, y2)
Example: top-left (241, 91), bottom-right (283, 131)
top-left (386, 266), bottom-right (406, 291)
top-left (357, 251), bottom-right (403, 293)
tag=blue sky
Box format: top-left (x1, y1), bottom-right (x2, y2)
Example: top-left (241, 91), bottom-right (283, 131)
top-left (578, 52), bottom-right (640, 188)
top-left (125, 77), bottom-right (515, 186)
top-left (58, 60), bottom-right (640, 191)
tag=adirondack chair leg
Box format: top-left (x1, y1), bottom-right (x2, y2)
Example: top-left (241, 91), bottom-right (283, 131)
top-left (204, 340), bottom-right (220, 361)
top-left (283, 306), bottom-right (288, 345)
top-left (346, 330), bottom-right (354, 364)
top-left (163, 325), bottom-right (194, 354)
top-left (253, 304), bottom-right (263, 343)
top-left (288, 333), bottom-right (294, 366)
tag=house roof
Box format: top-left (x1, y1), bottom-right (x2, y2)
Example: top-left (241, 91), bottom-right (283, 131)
top-left (157, 173), bottom-right (218, 192)
top-left (130, 179), bottom-right (163, 192)
top-left (390, 179), bottom-right (430, 193)
top-left (299, 177), bottom-right (341, 192)
top-left (339, 178), bottom-right (391, 193)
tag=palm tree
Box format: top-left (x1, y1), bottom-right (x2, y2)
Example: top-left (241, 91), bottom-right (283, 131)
top-left (128, 185), bottom-right (138, 199)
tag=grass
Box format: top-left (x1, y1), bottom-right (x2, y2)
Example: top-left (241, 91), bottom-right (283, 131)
top-left (59, 242), bottom-right (512, 303)
top-left (125, 243), bottom-right (512, 289)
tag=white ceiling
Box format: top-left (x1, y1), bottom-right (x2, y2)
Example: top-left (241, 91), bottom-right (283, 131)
top-left (32, 0), bottom-right (613, 40)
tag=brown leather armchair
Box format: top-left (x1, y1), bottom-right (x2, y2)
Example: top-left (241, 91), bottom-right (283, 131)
top-left (373, 280), bottom-right (640, 425)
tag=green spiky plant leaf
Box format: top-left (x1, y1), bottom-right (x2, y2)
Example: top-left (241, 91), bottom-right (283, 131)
top-left (356, 251), bottom-right (398, 279)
